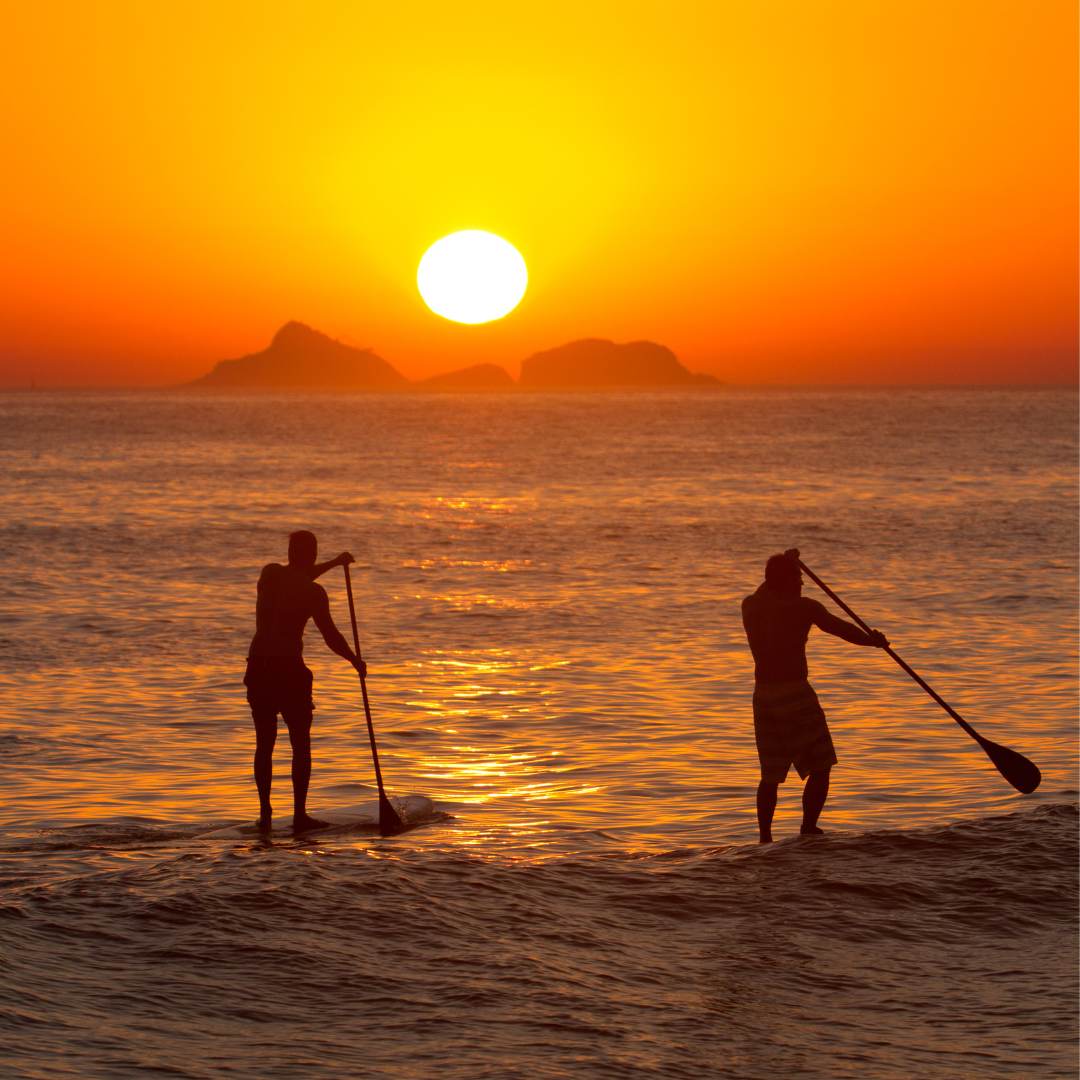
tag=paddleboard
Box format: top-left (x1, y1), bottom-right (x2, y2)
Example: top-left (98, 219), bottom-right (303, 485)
top-left (201, 794), bottom-right (440, 840)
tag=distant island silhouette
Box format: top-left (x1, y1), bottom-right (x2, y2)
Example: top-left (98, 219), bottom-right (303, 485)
top-left (519, 339), bottom-right (719, 389)
top-left (187, 323), bottom-right (721, 391)
top-left (189, 322), bottom-right (409, 390)
top-left (418, 363), bottom-right (516, 391)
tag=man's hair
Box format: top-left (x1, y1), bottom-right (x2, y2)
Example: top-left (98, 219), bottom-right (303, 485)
top-left (288, 530), bottom-right (318, 565)
top-left (764, 552), bottom-right (800, 586)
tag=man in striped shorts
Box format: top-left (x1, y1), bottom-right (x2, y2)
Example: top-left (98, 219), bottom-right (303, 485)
top-left (742, 549), bottom-right (888, 843)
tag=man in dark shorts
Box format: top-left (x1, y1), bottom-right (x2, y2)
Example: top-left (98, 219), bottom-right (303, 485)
top-left (245, 530), bottom-right (365, 832)
top-left (742, 549), bottom-right (889, 843)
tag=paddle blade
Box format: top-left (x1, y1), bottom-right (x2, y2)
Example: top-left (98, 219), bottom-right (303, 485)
top-left (378, 794), bottom-right (406, 836)
top-left (980, 739), bottom-right (1041, 794)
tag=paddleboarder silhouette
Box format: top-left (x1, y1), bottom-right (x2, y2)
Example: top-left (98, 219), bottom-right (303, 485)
top-left (742, 548), bottom-right (889, 843)
top-left (245, 531), bottom-right (365, 833)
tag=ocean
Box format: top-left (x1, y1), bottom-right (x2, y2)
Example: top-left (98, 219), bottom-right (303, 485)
top-left (0, 388), bottom-right (1076, 1078)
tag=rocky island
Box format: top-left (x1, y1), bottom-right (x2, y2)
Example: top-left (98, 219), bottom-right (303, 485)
top-left (188, 322), bottom-right (409, 390)
top-left (418, 363), bottom-right (516, 391)
top-left (519, 339), bottom-right (719, 389)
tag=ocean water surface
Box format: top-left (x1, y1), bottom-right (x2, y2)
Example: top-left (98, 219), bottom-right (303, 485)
top-left (0, 388), bottom-right (1076, 1077)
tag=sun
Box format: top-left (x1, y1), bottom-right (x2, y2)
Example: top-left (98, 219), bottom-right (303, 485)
top-left (417, 230), bottom-right (528, 324)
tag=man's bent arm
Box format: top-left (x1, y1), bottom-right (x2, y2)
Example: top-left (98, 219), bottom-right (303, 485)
top-left (811, 603), bottom-right (887, 647)
top-left (310, 552), bottom-right (354, 580)
top-left (312, 592), bottom-right (366, 672)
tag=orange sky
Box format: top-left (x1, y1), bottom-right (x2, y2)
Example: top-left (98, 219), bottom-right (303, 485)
top-left (2, 1), bottom-right (1076, 386)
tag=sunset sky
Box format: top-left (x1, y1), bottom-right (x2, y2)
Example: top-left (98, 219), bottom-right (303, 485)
top-left (2, 1), bottom-right (1076, 386)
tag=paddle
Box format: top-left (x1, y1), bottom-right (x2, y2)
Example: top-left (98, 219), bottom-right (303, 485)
top-left (343, 563), bottom-right (406, 835)
top-left (796, 556), bottom-right (1041, 794)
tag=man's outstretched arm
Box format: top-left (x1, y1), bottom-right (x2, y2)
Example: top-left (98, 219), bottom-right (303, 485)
top-left (312, 590), bottom-right (367, 675)
top-left (809, 601), bottom-right (889, 649)
top-left (310, 551), bottom-right (354, 581)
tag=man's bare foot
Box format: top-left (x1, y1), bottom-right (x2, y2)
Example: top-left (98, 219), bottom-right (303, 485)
top-left (759, 833), bottom-right (773, 844)
top-left (292, 813), bottom-right (330, 833)
top-left (799, 825), bottom-right (824, 836)
top-left (257, 808), bottom-right (272, 833)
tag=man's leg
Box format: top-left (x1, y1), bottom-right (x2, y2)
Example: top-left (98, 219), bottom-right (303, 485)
top-left (801, 768), bottom-right (831, 835)
top-left (756, 780), bottom-right (778, 844)
top-left (252, 712), bottom-right (278, 829)
top-left (283, 710), bottom-right (327, 831)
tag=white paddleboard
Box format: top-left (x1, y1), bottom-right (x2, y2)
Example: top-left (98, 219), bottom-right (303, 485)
top-left (201, 794), bottom-right (439, 840)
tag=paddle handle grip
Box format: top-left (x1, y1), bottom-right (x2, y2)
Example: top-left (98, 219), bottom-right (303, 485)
top-left (797, 558), bottom-right (985, 745)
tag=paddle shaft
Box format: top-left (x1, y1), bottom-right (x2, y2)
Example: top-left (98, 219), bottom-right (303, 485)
top-left (797, 559), bottom-right (985, 745)
top-left (342, 564), bottom-right (393, 800)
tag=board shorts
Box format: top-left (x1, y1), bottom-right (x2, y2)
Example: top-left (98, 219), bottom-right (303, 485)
top-left (753, 679), bottom-right (837, 784)
top-left (244, 656), bottom-right (315, 730)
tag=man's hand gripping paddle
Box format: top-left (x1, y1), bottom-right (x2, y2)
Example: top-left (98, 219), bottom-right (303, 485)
top-left (796, 555), bottom-right (1041, 794)
top-left (343, 563), bottom-right (406, 835)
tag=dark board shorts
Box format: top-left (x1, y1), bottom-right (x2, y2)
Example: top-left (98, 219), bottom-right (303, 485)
top-left (244, 656), bottom-right (315, 722)
top-left (753, 679), bottom-right (837, 783)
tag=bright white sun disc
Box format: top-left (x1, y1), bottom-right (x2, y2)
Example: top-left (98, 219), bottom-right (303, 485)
top-left (417, 230), bottom-right (528, 324)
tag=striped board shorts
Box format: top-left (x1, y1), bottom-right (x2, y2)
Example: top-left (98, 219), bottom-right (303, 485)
top-left (753, 680), bottom-right (837, 784)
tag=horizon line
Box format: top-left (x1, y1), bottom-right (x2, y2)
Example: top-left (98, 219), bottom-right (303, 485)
top-left (2, 381), bottom-right (1077, 393)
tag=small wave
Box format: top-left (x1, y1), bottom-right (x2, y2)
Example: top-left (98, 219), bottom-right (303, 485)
top-left (975, 591), bottom-right (1045, 606)
top-left (2, 821), bottom-right (207, 853)
top-left (0, 796), bottom-right (450, 853)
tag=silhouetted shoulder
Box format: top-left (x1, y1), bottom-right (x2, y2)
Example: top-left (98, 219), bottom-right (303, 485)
top-left (741, 593), bottom-right (758, 625)
top-left (801, 597), bottom-right (828, 622)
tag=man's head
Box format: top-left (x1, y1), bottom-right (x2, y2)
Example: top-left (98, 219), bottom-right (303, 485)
top-left (288, 530), bottom-right (318, 568)
top-left (764, 552), bottom-right (802, 595)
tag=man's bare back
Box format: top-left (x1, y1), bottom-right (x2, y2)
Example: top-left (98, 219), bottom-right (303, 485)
top-left (742, 549), bottom-right (888, 843)
top-left (244, 532), bottom-right (365, 833)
